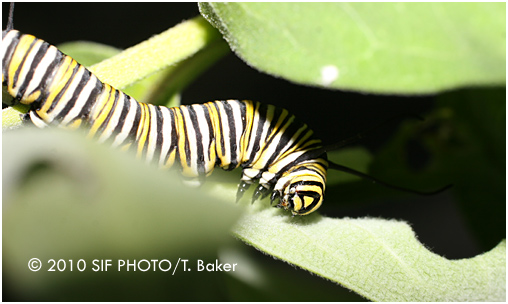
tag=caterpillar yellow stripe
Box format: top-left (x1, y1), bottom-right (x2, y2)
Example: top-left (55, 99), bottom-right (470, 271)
top-left (2, 29), bottom-right (328, 215)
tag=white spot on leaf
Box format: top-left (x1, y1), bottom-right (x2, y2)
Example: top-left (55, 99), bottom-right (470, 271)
top-left (319, 65), bottom-right (339, 86)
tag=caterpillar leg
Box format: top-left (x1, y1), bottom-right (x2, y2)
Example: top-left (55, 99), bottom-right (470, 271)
top-left (236, 181), bottom-right (251, 203)
top-left (236, 180), bottom-right (273, 204)
top-left (270, 191), bottom-right (281, 205)
top-left (251, 184), bottom-right (272, 204)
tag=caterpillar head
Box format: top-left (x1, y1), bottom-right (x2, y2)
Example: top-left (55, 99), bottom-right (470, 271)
top-left (273, 173), bottom-right (325, 216)
top-left (238, 158), bottom-right (328, 216)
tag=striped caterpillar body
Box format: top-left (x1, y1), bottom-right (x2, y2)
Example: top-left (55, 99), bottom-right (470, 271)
top-left (2, 29), bottom-right (328, 216)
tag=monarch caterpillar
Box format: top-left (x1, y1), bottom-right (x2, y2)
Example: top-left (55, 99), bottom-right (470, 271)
top-left (2, 9), bottom-right (331, 216)
top-left (2, 5), bottom-right (449, 216)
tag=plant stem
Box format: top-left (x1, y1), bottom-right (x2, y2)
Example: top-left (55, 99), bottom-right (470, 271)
top-left (143, 39), bottom-right (230, 107)
top-left (90, 16), bottom-right (224, 90)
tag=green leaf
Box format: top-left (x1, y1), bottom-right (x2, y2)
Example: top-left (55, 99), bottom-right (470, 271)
top-left (232, 208), bottom-right (506, 301)
top-left (199, 2), bottom-right (506, 94)
top-left (3, 128), bottom-right (243, 301)
top-left (218, 241), bottom-right (364, 301)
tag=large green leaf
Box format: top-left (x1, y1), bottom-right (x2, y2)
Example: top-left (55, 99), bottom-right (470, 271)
top-left (232, 207), bottom-right (506, 301)
top-left (3, 128), bottom-right (243, 301)
top-left (199, 2), bottom-right (506, 94)
top-left (217, 241), bottom-right (364, 301)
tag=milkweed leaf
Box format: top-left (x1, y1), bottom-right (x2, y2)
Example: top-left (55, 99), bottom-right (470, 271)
top-left (232, 207), bottom-right (506, 301)
top-left (199, 2), bottom-right (505, 94)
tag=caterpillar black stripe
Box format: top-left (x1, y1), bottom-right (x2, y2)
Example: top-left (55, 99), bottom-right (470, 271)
top-left (2, 28), bottom-right (329, 216)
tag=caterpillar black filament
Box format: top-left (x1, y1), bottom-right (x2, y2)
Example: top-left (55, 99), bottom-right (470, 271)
top-left (2, 28), bottom-right (328, 216)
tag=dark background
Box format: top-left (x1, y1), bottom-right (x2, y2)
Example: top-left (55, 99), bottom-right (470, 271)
top-left (3, 2), bottom-right (502, 301)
